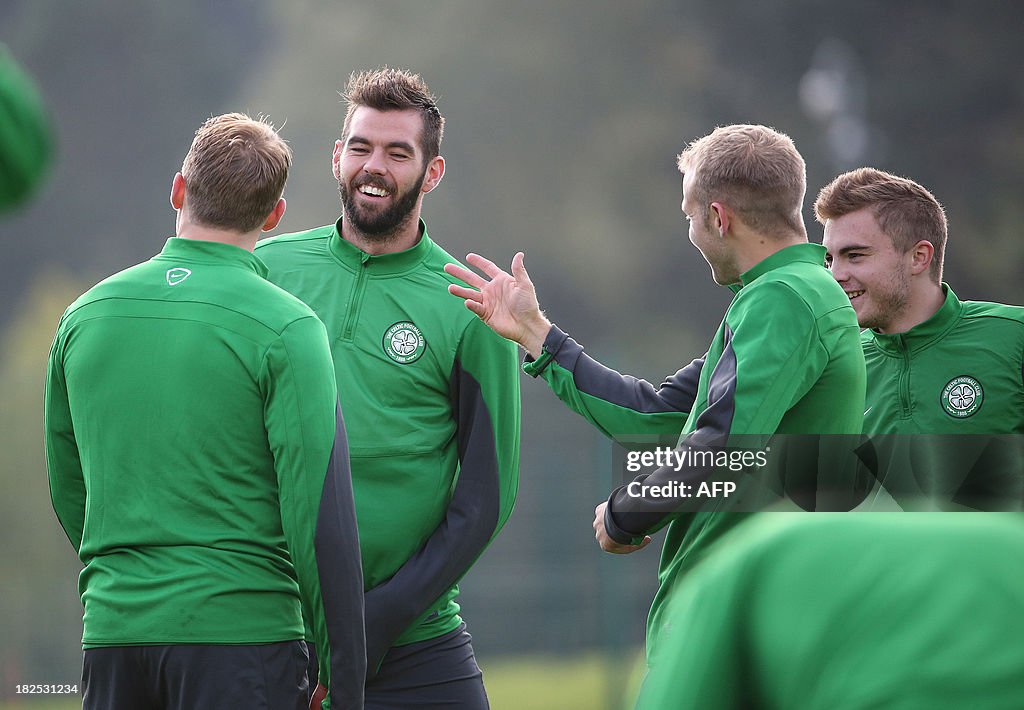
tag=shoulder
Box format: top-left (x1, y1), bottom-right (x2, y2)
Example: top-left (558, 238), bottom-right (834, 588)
top-left (960, 299), bottom-right (1024, 329)
top-left (61, 259), bottom-right (156, 318)
top-left (733, 277), bottom-right (816, 322)
top-left (255, 224), bottom-right (334, 263)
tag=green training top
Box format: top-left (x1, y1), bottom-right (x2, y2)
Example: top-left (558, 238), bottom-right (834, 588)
top-left (256, 220), bottom-right (520, 671)
top-left (636, 514), bottom-right (1024, 710)
top-left (45, 237), bottom-right (366, 707)
top-left (860, 284), bottom-right (1024, 509)
top-left (524, 243), bottom-right (865, 660)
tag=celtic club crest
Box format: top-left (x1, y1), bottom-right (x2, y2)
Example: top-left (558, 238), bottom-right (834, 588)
top-left (382, 321), bottom-right (426, 364)
top-left (941, 376), bottom-right (983, 418)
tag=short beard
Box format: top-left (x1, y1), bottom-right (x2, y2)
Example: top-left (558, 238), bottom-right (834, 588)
top-left (339, 168), bottom-right (426, 241)
top-left (862, 267), bottom-right (911, 332)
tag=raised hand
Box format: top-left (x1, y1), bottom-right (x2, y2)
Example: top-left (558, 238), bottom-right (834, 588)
top-left (444, 251), bottom-right (552, 357)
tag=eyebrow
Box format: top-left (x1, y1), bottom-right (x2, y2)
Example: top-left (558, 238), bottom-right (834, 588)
top-left (830, 244), bottom-right (873, 256)
top-left (347, 135), bottom-right (417, 154)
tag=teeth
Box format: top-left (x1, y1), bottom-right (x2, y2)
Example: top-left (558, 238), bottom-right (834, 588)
top-left (359, 185), bottom-right (388, 197)
top-left (846, 290), bottom-right (865, 299)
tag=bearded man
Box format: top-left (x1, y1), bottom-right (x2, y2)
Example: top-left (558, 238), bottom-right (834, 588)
top-left (256, 68), bottom-right (520, 709)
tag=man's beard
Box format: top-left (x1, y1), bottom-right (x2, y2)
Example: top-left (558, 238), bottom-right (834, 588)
top-left (339, 169), bottom-right (426, 240)
top-left (861, 267), bottom-right (911, 332)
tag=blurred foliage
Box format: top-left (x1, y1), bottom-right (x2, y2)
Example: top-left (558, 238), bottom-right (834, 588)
top-left (2, 0), bottom-right (1023, 700)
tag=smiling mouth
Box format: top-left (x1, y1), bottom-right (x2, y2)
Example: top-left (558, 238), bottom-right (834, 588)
top-left (845, 289), bottom-right (865, 301)
top-left (358, 184), bottom-right (390, 198)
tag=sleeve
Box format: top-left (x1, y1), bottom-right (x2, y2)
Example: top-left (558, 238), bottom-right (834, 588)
top-left (605, 283), bottom-right (829, 541)
top-left (262, 316), bottom-right (365, 710)
top-left (0, 44), bottom-right (53, 213)
top-left (361, 316), bottom-right (521, 674)
top-left (525, 324), bottom-right (699, 445)
top-left (44, 323), bottom-right (86, 552)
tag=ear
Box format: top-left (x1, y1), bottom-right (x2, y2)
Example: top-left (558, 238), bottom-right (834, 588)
top-left (908, 239), bottom-right (934, 277)
top-left (710, 201), bottom-right (731, 237)
top-left (170, 172), bottom-right (186, 210)
top-left (261, 197), bottom-right (287, 233)
top-left (332, 140), bottom-right (343, 182)
top-left (421, 155), bottom-right (446, 194)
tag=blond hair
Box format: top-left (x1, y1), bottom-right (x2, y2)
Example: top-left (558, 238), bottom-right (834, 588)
top-left (677, 124), bottom-right (807, 237)
top-left (180, 113), bottom-right (291, 233)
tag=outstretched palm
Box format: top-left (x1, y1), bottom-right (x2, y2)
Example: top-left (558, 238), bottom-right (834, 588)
top-left (444, 252), bottom-right (548, 352)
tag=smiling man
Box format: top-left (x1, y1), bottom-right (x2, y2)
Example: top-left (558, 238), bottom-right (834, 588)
top-left (445, 124), bottom-right (866, 668)
top-left (255, 68), bottom-right (520, 709)
top-left (818, 168), bottom-right (1024, 508)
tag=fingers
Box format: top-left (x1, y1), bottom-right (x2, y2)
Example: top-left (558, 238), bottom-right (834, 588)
top-left (464, 299), bottom-right (486, 318)
top-left (443, 262), bottom-right (487, 289)
top-left (466, 252), bottom-right (507, 279)
top-left (510, 251), bottom-right (532, 285)
top-left (448, 283), bottom-right (483, 302)
top-left (602, 536), bottom-right (653, 555)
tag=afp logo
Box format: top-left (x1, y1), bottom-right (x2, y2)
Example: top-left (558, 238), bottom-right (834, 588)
top-left (382, 321), bottom-right (426, 364)
top-left (941, 375), bottom-right (983, 418)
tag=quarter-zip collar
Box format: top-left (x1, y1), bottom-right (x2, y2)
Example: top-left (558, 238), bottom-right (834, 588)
top-left (155, 237), bottom-right (268, 278)
top-left (868, 284), bottom-right (962, 356)
top-left (328, 216), bottom-right (433, 275)
top-left (727, 242), bottom-right (827, 294)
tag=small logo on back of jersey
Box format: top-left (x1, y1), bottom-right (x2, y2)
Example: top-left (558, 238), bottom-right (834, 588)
top-left (941, 375), bottom-right (983, 418)
top-left (166, 268), bottom-right (192, 286)
top-left (383, 321), bottom-right (425, 364)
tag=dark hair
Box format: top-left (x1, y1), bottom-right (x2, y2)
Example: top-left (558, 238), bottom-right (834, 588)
top-left (341, 67), bottom-right (444, 161)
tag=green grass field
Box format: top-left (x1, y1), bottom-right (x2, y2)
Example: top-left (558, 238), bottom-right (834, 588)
top-left (1, 652), bottom-right (646, 710)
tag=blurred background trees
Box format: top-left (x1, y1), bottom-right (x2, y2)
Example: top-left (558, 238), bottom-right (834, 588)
top-left (2, 0), bottom-right (1022, 705)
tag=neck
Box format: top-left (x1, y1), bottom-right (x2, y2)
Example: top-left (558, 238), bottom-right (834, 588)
top-left (341, 213), bottom-right (423, 256)
top-left (177, 220), bottom-right (259, 252)
top-left (878, 281), bottom-right (945, 334)
top-left (735, 231), bottom-right (807, 275)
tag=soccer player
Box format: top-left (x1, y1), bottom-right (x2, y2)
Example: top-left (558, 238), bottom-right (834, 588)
top-left (445, 124), bottom-right (866, 662)
top-left (0, 44), bottom-right (52, 212)
top-left (818, 168), bottom-right (1024, 509)
top-left (634, 513), bottom-right (1024, 709)
top-left (45, 113), bottom-right (365, 710)
top-left (255, 69), bottom-right (520, 708)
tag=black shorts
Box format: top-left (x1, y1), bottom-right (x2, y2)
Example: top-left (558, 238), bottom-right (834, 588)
top-left (82, 641), bottom-right (309, 710)
top-left (308, 623), bottom-right (488, 709)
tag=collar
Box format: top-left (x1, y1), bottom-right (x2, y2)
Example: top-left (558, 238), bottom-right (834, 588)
top-left (156, 237), bottom-right (268, 278)
top-left (728, 242), bottom-right (826, 293)
top-left (327, 217), bottom-right (433, 275)
top-left (867, 284), bottom-right (962, 355)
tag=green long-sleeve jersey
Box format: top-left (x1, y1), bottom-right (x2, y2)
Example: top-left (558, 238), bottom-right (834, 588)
top-left (44, 237), bottom-right (366, 708)
top-left (635, 513), bottom-right (1024, 710)
top-left (859, 285), bottom-right (1024, 509)
top-left (524, 243), bottom-right (865, 658)
top-left (864, 285), bottom-right (1024, 434)
top-left (256, 220), bottom-right (520, 669)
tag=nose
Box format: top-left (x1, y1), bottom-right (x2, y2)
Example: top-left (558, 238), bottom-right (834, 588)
top-left (827, 259), bottom-right (847, 283)
top-left (362, 149), bottom-right (387, 175)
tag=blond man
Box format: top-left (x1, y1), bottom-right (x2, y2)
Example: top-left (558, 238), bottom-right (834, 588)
top-left (446, 124), bottom-right (866, 664)
top-left (46, 114), bottom-right (365, 709)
